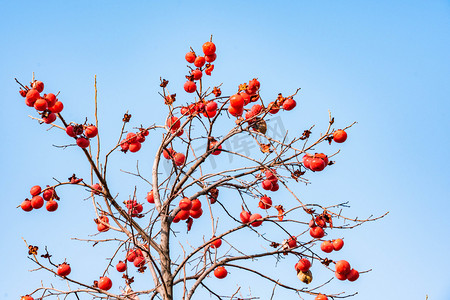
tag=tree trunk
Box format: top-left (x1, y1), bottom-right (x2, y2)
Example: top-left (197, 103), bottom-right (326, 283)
top-left (160, 215), bottom-right (173, 300)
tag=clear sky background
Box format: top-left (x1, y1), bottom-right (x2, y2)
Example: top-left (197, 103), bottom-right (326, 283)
top-left (1, 1), bottom-right (449, 299)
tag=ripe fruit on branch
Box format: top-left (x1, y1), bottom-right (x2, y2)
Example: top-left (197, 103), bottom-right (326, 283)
top-left (21, 296), bottom-right (34, 300)
top-left (129, 142), bottom-right (141, 153)
top-left (295, 258), bottom-right (311, 272)
top-left (184, 81), bottom-right (197, 93)
top-left (249, 213), bottom-right (263, 227)
top-left (310, 157), bottom-right (326, 172)
top-left (43, 113), bottom-right (56, 124)
top-left (97, 276), bottom-right (112, 291)
top-left (97, 217), bottom-right (110, 232)
top-left (202, 41), bottom-right (216, 56)
top-left (179, 198), bottom-right (192, 211)
top-left (147, 190), bottom-right (155, 203)
top-left (26, 89), bottom-right (40, 103)
top-left (210, 237), bottom-right (222, 249)
top-left (332, 238), bottom-right (344, 251)
top-left (206, 101), bottom-right (217, 112)
top-left (229, 94), bottom-right (244, 108)
top-left (44, 93), bottom-right (56, 107)
top-left (261, 180), bottom-right (273, 191)
top-left (190, 198), bottom-right (201, 211)
top-left (228, 105), bottom-right (243, 117)
top-left (127, 249), bottom-right (143, 262)
top-left (240, 91), bottom-right (251, 105)
top-left (174, 153), bottom-right (186, 166)
top-left (282, 98), bottom-right (296, 111)
top-left (333, 129), bottom-right (347, 143)
top-left (116, 261), bottom-right (127, 272)
top-left (240, 210), bottom-right (251, 223)
top-left (84, 125), bottom-right (98, 138)
top-left (66, 126), bottom-right (77, 137)
top-left (31, 196), bottom-right (44, 209)
top-left (214, 266), bottom-right (227, 279)
top-left (163, 148), bottom-right (175, 159)
top-left (194, 56), bottom-right (206, 68)
top-left (302, 154), bottom-right (313, 169)
top-left (205, 53), bottom-right (216, 62)
top-left (76, 137), bottom-right (90, 148)
top-left (270, 182), bottom-right (279, 192)
top-left (265, 169), bottom-right (277, 181)
top-left (315, 153), bottom-right (329, 166)
top-left (335, 271), bottom-right (347, 280)
top-left (21, 199), bottom-right (33, 212)
top-left (287, 236), bottom-right (297, 248)
top-left (310, 226), bottom-right (325, 238)
top-left (57, 262), bottom-right (71, 276)
top-left (335, 260), bottom-right (351, 275)
top-left (320, 241), bottom-right (334, 253)
top-left (346, 268), bottom-right (359, 281)
top-left (191, 69), bottom-right (202, 80)
top-left (42, 188), bottom-right (55, 200)
top-left (34, 99), bottom-right (48, 111)
top-left (258, 196), bottom-right (272, 209)
top-left (32, 81), bottom-right (44, 93)
top-left (189, 208), bottom-right (203, 219)
top-left (209, 140), bottom-right (222, 155)
top-left (133, 256), bottom-right (145, 267)
top-left (176, 209), bottom-right (190, 221)
top-left (315, 294), bottom-right (328, 300)
top-left (46, 200), bottom-right (58, 212)
top-left (30, 185), bottom-right (42, 196)
top-left (246, 78), bottom-right (260, 95)
top-left (185, 51), bottom-right (196, 63)
top-left (166, 116), bottom-right (181, 130)
top-left (48, 101), bottom-right (63, 113)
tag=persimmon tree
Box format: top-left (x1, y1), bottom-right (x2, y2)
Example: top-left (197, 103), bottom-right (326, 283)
top-left (16, 38), bottom-right (386, 300)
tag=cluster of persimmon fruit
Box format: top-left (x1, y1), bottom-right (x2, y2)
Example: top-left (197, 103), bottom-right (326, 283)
top-left (119, 128), bottom-right (150, 153)
top-left (183, 41), bottom-right (216, 94)
top-left (20, 185), bottom-right (59, 212)
top-left (65, 124), bottom-right (98, 148)
top-left (18, 80), bottom-right (64, 124)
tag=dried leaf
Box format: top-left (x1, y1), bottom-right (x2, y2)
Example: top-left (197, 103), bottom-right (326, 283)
top-left (164, 94), bottom-right (176, 105)
top-left (253, 118), bottom-right (267, 134)
top-left (270, 242), bottom-right (280, 248)
top-left (68, 174), bottom-right (83, 184)
top-left (208, 188), bottom-right (219, 204)
top-left (28, 245), bottom-right (38, 255)
top-left (260, 143), bottom-right (271, 153)
top-left (137, 266), bottom-right (147, 273)
top-left (250, 94), bottom-right (260, 102)
top-left (297, 270), bottom-right (313, 284)
top-left (123, 113), bottom-right (132, 122)
top-left (303, 208), bottom-right (315, 215)
top-left (160, 78), bottom-right (169, 88)
top-left (276, 93), bottom-right (285, 103)
top-left (238, 83), bottom-right (248, 92)
top-left (212, 86), bottom-right (221, 97)
top-left (300, 130), bottom-right (312, 140)
top-left (186, 217), bottom-right (193, 232)
top-left (275, 205), bottom-right (285, 221)
top-left (321, 258), bottom-right (332, 266)
top-left (122, 274), bottom-right (135, 284)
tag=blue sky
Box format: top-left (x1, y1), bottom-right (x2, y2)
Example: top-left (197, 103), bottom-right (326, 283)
top-left (1, 1), bottom-right (449, 299)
